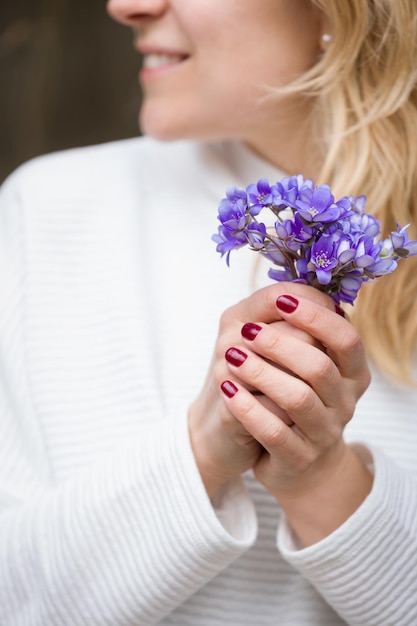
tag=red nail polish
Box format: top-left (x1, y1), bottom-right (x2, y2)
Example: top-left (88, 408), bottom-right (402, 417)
top-left (225, 347), bottom-right (247, 367)
top-left (335, 304), bottom-right (346, 318)
top-left (241, 322), bottom-right (262, 341)
top-left (221, 380), bottom-right (238, 398)
top-left (276, 295), bottom-right (299, 313)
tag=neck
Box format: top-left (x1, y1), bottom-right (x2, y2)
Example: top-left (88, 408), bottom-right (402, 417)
top-left (243, 98), bottom-right (323, 181)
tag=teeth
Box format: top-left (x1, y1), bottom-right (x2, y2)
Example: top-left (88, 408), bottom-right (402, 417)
top-left (142, 53), bottom-right (184, 69)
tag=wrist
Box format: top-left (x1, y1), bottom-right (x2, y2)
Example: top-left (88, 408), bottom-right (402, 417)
top-left (272, 442), bottom-right (373, 546)
top-left (200, 467), bottom-right (232, 499)
top-left (188, 405), bottom-right (232, 499)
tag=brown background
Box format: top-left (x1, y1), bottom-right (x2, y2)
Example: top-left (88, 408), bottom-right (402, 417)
top-left (0, 0), bottom-right (142, 183)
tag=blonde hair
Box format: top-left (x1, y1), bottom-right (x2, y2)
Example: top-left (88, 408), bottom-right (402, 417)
top-left (287, 0), bottom-right (417, 383)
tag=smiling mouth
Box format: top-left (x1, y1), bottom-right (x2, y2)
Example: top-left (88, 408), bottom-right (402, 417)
top-left (142, 53), bottom-right (188, 69)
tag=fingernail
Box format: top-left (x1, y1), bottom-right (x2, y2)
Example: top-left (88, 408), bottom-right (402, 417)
top-left (335, 304), bottom-right (346, 318)
top-left (241, 322), bottom-right (262, 341)
top-left (276, 295), bottom-right (298, 313)
top-left (221, 380), bottom-right (238, 398)
top-left (225, 347), bottom-right (248, 367)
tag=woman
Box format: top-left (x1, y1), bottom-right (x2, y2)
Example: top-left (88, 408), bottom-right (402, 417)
top-left (0, 0), bottom-right (416, 624)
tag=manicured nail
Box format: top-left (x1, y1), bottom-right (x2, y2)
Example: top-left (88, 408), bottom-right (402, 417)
top-left (241, 322), bottom-right (262, 341)
top-left (225, 347), bottom-right (247, 367)
top-left (276, 295), bottom-right (299, 313)
top-left (221, 380), bottom-right (238, 398)
top-left (335, 304), bottom-right (346, 318)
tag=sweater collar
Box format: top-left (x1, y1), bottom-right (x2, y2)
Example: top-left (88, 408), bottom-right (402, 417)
top-left (220, 140), bottom-right (286, 188)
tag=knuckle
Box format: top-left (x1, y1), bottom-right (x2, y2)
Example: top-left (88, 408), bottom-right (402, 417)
top-left (300, 446), bottom-right (317, 470)
top-left (348, 359), bottom-right (371, 400)
top-left (325, 421), bottom-right (344, 445)
top-left (344, 396), bottom-right (357, 422)
top-left (265, 329), bottom-right (284, 355)
top-left (341, 325), bottom-right (363, 354)
top-left (236, 394), bottom-right (257, 423)
top-left (232, 394), bottom-right (256, 431)
top-left (287, 443), bottom-right (317, 473)
top-left (248, 359), bottom-right (267, 385)
top-left (219, 306), bottom-right (237, 333)
top-left (339, 409), bottom-right (353, 429)
top-left (261, 421), bottom-right (289, 448)
top-left (257, 284), bottom-right (274, 309)
top-left (303, 305), bottom-right (323, 329)
top-left (359, 366), bottom-right (372, 394)
top-left (288, 385), bottom-right (316, 414)
top-left (312, 352), bottom-right (335, 381)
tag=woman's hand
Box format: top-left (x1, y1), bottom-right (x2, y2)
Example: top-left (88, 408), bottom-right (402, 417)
top-left (188, 283), bottom-right (338, 499)
top-left (219, 289), bottom-right (373, 544)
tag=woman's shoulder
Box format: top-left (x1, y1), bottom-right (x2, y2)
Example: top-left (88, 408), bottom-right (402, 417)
top-left (0, 136), bottom-right (226, 205)
top-left (1, 137), bottom-right (156, 193)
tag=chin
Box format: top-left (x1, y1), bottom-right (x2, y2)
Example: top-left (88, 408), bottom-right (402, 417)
top-left (139, 107), bottom-right (188, 142)
top-left (138, 105), bottom-right (220, 143)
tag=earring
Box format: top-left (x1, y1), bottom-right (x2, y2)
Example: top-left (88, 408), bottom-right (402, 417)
top-left (321, 33), bottom-right (332, 49)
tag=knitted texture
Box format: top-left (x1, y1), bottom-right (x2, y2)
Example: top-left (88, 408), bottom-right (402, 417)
top-left (0, 137), bottom-right (416, 625)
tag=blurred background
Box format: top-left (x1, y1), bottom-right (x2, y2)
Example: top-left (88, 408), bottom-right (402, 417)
top-left (0, 0), bottom-right (142, 183)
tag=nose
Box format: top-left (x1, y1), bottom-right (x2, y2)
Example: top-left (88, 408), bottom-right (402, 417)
top-left (107, 0), bottom-right (167, 26)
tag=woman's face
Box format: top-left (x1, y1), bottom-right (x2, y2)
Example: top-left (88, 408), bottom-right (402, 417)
top-left (107, 0), bottom-right (324, 160)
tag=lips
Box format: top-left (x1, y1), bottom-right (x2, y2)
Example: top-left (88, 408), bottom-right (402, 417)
top-left (142, 52), bottom-right (188, 69)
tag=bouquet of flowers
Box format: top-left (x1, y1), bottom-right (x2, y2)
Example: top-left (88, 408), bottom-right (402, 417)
top-left (212, 175), bottom-right (417, 305)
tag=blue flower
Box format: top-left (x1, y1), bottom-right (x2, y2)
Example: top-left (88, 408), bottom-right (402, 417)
top-left (272, 175), bottom-right (314, 209)
top-left (246, 222), bottom-right (267, 249)
top-left (217, 186), bottom-right (249, 231)
top-left (337, 275), bottom-right (364, 306)
top-left (310, 236), bottom-right (339, 284)
top-left (385, 224), bottom-right (417, 258)
top-left (268, 267), bottom-right (296, 282)
top-left (288, 214), bottom-right (315, 244)
top-left (246, 178), bottom-right (274, 215)
top-left (261, 242), bottom-right (287, 266)
top-left (212, 225), bottom-right (247, 266)
top-left (213, 176), bottom-right (417, 304)
top-left (295, 185), bottom-right (346, 224)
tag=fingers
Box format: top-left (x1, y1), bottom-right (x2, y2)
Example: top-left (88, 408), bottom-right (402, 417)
top-left (224, 345), bottom-right (341, 444)
top-left (221, 282), bottom-right (338, 329)
top-left (239, 323), bottom-right (343, 409)
top-left (254, 392), bottom-right (294, 427)
top-left (219, 291), bottom-right (370, 444)
top-left (220, 380), bottom-right (304, 459)
top-left (215, 286), bottom-right (370, 463)
top-left (274, 293), bottom-right (370, 387)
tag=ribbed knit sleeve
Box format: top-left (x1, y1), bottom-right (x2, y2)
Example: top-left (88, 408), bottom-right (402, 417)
top-left (278, 445), bottom-right (417, 625)
top-left (0, 417), bottom-right (256, 625)
top-left (0, 161), bottom-right (257, 625)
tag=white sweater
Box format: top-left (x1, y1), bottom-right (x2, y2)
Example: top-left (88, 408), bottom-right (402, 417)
top-left (1, 137), bottom-right (416, 626)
